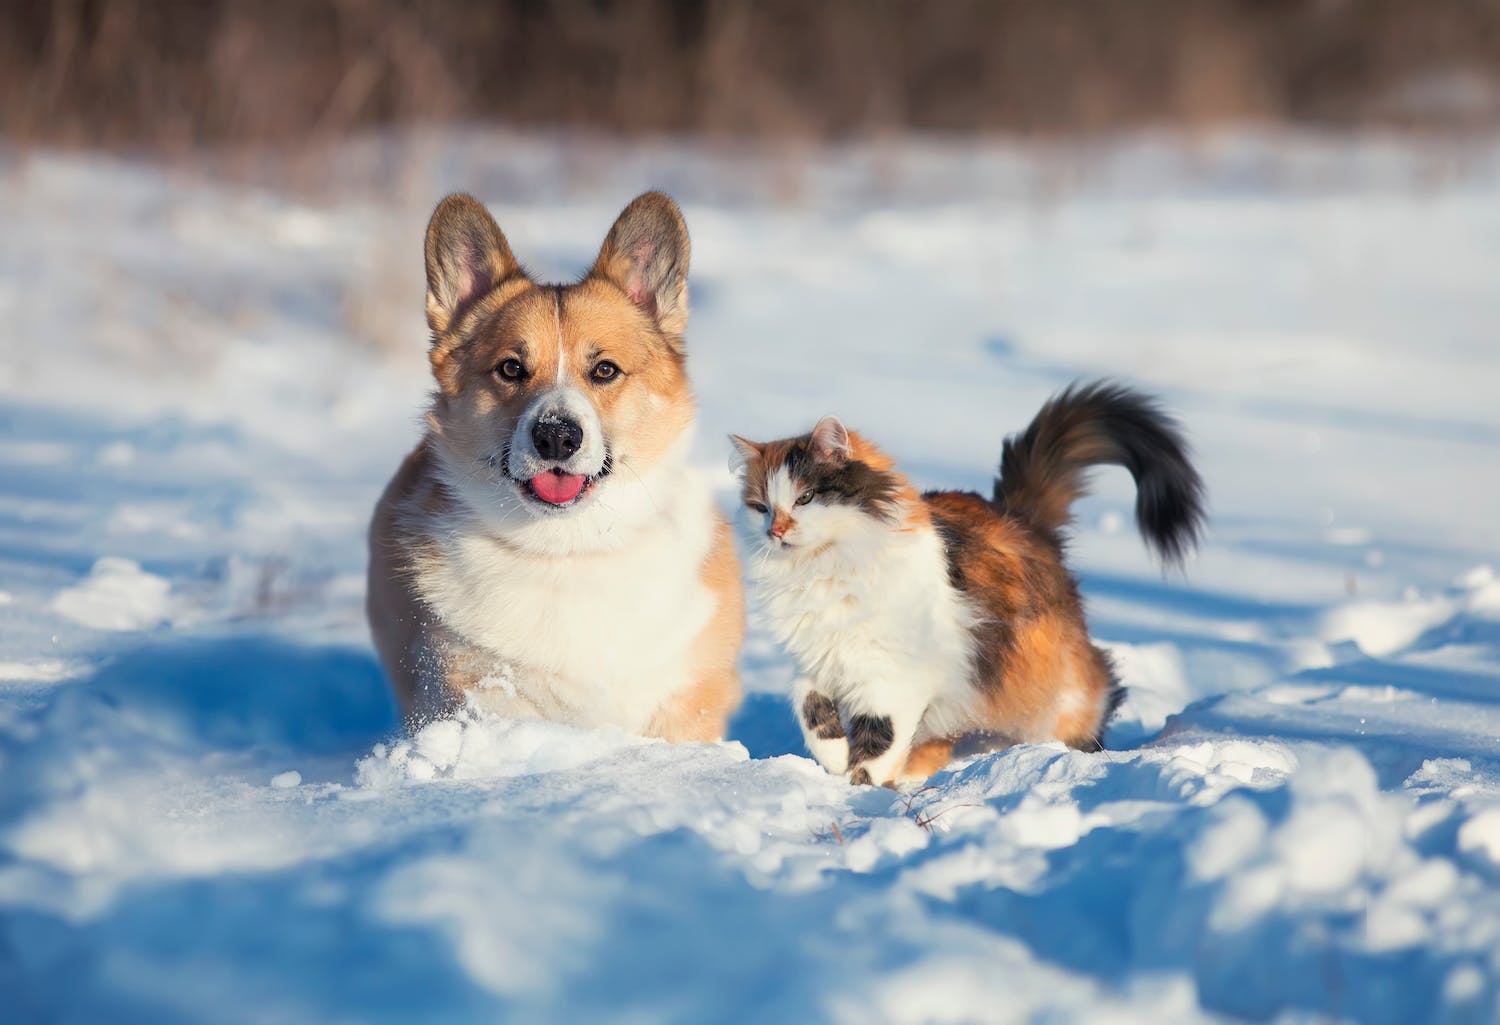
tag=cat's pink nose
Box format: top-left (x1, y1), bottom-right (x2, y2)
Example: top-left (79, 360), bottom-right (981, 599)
top-left (768, 517), bottom-right (792, 539)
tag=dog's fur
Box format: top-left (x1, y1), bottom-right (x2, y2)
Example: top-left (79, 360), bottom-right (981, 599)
top-left (732, 382), bottom-right (1205, 785)
top-left (367, 192), bottom-right (743, 740)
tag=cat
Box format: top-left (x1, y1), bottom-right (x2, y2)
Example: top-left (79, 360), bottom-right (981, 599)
top-left (730, 381), bottom-right (1205, 787)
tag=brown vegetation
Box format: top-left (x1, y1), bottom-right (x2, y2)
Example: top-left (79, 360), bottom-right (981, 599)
top-left (4, 0), bottom-right (1500, 151)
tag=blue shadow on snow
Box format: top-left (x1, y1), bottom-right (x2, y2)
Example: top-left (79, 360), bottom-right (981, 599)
top-left (65, 635), bottom-right (399, 757)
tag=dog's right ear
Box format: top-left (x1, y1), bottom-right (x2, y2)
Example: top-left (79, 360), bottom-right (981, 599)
top-left (424, 194), bottom-right (522, 336)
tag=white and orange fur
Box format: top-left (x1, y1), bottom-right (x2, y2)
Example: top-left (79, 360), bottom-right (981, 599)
top-left (367, 192), bottom-right (743, 741)
top-left (731, 383), bottom-right (1205, 786)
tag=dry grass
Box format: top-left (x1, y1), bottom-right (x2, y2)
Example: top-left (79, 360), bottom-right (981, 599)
top-left (5, 0), bottom-right (1500, 154)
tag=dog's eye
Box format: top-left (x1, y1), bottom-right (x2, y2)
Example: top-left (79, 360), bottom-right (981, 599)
top-left (795, 490), bottom-right (816, 506)
top-left (746, 501), bottom-right (768, 515)
top-left (591, 360), bottom-right (620, 383)
top-left (496, 358), bottom-right (526, 381)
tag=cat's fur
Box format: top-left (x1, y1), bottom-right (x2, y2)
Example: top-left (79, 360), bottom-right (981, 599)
top-left (730, 382), bottom-right (1205, 786)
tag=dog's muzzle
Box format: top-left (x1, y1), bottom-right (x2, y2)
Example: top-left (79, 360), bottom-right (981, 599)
top-left (505, 390), bottom-right (611, 509)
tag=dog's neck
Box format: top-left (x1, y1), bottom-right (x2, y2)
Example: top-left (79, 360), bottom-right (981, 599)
top-left (433, 428), bottom-right (702, 558)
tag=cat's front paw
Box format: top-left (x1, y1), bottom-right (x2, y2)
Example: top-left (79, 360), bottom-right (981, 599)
top-left (798, 687), bottom-right (849, 774)
top-left (846, 764), bottom-right (906, 789)
top-left (814, 740), bottom-right (850, 775)
top-left (845, 713), bottom-right (906, 787)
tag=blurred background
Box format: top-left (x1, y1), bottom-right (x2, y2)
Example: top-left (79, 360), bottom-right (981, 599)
top-left (8, 0), bottom-right (1500, 239)
top-left (7, 0), bottom-right (1500, 150)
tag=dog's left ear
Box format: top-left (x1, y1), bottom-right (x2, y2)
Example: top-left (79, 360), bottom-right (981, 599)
top-left (591, 192), bottom-right (691, 346)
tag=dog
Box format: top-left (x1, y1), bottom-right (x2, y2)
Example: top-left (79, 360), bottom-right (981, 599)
top-left (366, 192), bottom-right (743, 741)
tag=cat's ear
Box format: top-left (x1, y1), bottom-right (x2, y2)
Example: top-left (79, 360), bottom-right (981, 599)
top-left (425, 194), bottom-right (523, 336)
top-left (809, 416), bottom-right (851, 464)
top-left (591, 192), bottom-right (691, 345)
top-left (728, 435), bottom-right (762, 477)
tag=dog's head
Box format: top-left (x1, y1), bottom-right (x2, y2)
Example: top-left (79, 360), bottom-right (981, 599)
top-left (421, 192), bottom-right (697, 550)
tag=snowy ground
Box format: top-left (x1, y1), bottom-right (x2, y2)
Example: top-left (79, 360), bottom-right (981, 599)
top-left (2, 131), bottom-right (1500, 1023)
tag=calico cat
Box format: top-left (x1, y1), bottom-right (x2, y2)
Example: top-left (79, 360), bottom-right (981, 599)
top-left (730, 381), bottom-right (1205, 787)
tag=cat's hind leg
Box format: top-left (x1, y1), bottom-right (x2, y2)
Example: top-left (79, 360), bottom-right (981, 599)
top-left (898, 738), bottom-right (955, 783)
top-left (793, 677), bottom-right (849, 774)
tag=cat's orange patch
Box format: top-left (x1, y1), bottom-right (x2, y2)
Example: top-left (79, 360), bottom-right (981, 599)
top-left (902, 738), bottom-right (955, 780)
top-left (846, 432), bottom-right (895, 471)
top-left (1051, 694), bottom-right (1110, 750)
top-left (920, 488), bottom-right (1116, 756)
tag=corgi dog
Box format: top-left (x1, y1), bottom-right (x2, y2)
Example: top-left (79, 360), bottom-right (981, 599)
top-left (731, 382), bottom-right (1205, 786)
top-left (367, 192), bottom-right (743, 740)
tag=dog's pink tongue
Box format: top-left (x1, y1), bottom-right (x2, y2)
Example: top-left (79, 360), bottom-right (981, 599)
top-left (531, 470), bottom-right (587, 505)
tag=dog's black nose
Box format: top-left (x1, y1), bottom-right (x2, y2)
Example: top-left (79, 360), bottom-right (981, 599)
top-left (532, 417), bottom-right (583, 461)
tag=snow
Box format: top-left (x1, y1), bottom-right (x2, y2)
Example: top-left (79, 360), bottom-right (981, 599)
top-left (49, 557), bottom-right (174, 631)
top-left (3, 129), bottom-right (1500, 1023)
top-left (1458, 808), bottom-right (1500, 866)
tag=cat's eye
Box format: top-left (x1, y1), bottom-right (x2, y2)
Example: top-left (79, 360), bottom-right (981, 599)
top-left (496, 358), bottom-right (526, 380)
top-left (747, 501), bottom-right (768, 515)
top-left (794, 490), bottom-right (815, 506)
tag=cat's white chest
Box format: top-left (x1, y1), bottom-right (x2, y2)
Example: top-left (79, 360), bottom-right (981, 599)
top-left (751, 527), bottom-right (978, 711)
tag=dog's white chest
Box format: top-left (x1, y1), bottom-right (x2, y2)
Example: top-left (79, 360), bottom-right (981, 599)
top-left (420, 479), bottom-right (718, 732)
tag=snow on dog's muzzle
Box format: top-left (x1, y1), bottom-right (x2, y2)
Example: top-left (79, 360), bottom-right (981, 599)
top-left (531, 414), bottom-right (583, 462)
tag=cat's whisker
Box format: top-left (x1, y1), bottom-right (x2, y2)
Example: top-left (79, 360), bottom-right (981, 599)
top-left (749, 544), bottom-right (777, 573)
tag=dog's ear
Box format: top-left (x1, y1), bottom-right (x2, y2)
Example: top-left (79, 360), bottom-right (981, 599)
top-left (809, 416), bottom-right (851, 464)
top-left (591, 192), bottom-right (691, 346)
top-left (728, 435), bottom-right (762, 477)
top-left (425, 194), bottom-right (522, 336)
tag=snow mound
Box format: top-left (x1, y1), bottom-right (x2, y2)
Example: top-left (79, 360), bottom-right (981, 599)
top-left (355, 707), bottom-right (656, 786)
top-left (1321, 566), bottom-right (1500, 658)
top-left (49, 557), bottom-right (173, 632)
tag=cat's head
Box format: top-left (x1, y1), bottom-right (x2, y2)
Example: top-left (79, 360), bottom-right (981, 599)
top-left (729, 416), bottom-right (905, 558)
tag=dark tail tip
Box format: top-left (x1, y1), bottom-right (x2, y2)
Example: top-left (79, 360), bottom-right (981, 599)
top-left (996, 380), bottom-right (1206, 567)
top-left (1105, 386), bottom-right (1206, 568)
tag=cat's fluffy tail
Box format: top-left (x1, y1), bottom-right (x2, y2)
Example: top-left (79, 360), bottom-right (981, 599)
top-left (992, 381), bottom-right (1205, 565)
